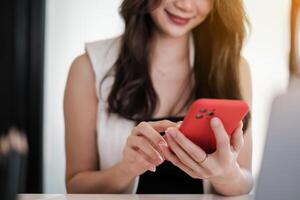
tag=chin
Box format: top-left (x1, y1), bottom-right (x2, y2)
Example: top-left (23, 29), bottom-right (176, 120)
top-left (159, 26), bottom-right (192, 39)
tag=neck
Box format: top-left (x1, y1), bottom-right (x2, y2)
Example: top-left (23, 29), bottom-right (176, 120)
top-left (150, 31), bottom-right (190, 67)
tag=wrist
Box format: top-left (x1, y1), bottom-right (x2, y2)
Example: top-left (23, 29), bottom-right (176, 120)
top-left (209, 162), bottom-right (242, 186)
top-left (112, 161), bottom-right (136, 192)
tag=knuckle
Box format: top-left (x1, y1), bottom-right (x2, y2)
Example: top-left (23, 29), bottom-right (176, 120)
top-left (132, 126), bottom-right (139, 134)
top-left (161, 120), bottom-right (171, 125)
top-left (139, 121), bottom-right (148, 129)
top-left (136, 136), bottom-right (145, 145)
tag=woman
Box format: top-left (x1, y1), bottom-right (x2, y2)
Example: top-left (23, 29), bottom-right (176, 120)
top-left (64, 0), bottom-right (253, 195)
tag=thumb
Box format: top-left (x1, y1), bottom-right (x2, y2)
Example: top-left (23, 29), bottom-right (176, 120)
top-left (210, 117), bottom-right (231, 155)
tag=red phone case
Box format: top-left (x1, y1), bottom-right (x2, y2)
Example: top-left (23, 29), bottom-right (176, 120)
top-left (179, 98), bottom-right (249, 154)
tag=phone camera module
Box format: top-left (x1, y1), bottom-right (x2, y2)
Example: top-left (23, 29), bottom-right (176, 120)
top-left (196, 114), bottom-right (204, 119)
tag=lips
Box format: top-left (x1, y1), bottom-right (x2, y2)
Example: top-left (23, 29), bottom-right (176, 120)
top-left (165, 10), bottom-right (192, 26)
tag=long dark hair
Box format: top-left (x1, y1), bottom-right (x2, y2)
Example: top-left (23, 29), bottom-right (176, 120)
top-left (101, 0), bottom-right (250, 130)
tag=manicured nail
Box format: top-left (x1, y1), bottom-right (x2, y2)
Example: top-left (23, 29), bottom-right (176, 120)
top-left (166, 128), bottom-right (177, 138)
top-left (157, 153), bottom-right (164, 162)
top-left (149, 166), bottom-right (156, 172)
top-left (176, 121), bottom-right (183, 128)
top-left (159, 144), bottom-right (167, 156)
top-left (159, 140), bottom-right (168, 147)
top-left (211, 117), bottom-right (220, 127)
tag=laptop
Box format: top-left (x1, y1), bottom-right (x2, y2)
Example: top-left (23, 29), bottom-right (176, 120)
top-left (255, 79), bottom-right (300, 200)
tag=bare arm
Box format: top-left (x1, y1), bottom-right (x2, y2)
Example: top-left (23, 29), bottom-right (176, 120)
top-left (64, 54), bottom-right (175, 193)
top-left (64, 54), bottom-right (133, 193)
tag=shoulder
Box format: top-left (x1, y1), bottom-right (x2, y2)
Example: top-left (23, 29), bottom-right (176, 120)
top-left (69, 53), bottom-right (93, 81)
top-left (239, 57), bottom-right (252, 108)
top-left (65, 53), bottom-right (96, 99)
top-left (85, 36), bottom-right (122, 64)
top-left (85, 36), bottom-right (122, 80)
top-left (69, 36), bottom-right (121, 76)
top-left (85, 36), bottom-right (121, 50)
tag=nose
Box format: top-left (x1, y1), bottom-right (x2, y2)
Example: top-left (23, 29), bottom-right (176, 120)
top-left (174, 0), bottom-right (194, 12)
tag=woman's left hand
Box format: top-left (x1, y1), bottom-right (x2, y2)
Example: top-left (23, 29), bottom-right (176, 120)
top-left (160, 117), bottom-right (244, 182)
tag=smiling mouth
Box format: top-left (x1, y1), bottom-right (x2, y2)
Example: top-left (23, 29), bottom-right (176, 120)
top-left (165, 10), bottom-right (192, 26)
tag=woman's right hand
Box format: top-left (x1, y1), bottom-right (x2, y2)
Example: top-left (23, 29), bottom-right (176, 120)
top-left (119, 120), bottom-right (177, 178)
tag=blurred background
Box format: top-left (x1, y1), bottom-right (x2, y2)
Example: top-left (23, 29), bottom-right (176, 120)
top-left (0, 0), bottom-right (299, 194)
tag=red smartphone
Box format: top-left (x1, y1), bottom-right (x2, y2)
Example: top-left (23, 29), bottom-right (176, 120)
top-left (179, 98), bottom-right (249, 154)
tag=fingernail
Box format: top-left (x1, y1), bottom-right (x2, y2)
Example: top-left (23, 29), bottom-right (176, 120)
top-left (211, 118), bottom-right (220, 127)
top-left (166, 128), bottom-right (177, 138)
top-left (149, 167), bottom-right (156, 172)
top-left (176, 121), bottom-right (183, 128)
top-left (158, 153), bottom-right (164, 162)
top-left (157, 159), bottom-right (164, 165)
top-left (159, 140), bottom-right (168, 148)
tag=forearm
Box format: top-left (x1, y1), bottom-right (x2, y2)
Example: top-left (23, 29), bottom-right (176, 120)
top-left (209, 163), bottom-right (253, 196)
top-left (66, 162), bottom-right (135, 194)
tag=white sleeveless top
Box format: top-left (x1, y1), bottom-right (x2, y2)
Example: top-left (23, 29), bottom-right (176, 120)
top-left (85, 35), bottom-right (210, 194)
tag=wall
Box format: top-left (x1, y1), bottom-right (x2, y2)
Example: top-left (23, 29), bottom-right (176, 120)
top-left (43, 0), bottom-right (290, 193)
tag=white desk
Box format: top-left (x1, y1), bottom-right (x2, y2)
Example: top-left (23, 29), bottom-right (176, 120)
top-left (18, 194), bottom-right (253, 200)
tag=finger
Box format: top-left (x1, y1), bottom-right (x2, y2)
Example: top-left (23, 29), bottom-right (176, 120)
top-left (126, 147), bottom-right (157, 172)
top-left (210, 118), bottom-right (231, 156)
top-left (165, 129), bottom-right (223, 176)
top-left (176, 121), bottom-right (183, 128)
top-left (128, 135), bottom-right (164, 165)
top-left (136, 149), bottom-right (161, 167)
top-left (231, 121), bottom-right (244, 153)
top-left (135, 122), bottom-right (167, 145)
top-left (147, 120), bottom-right (177, 132)
top-left (165, 127), bottom-right (208, 166)
top-left (165, 132), bottom-right (207, 175)
top-left (159, 141), bottom-right (196, 175)
top-left (134, 122), bottom-right (168, 150)
top-left (160, 141), bottom-right (207, 179)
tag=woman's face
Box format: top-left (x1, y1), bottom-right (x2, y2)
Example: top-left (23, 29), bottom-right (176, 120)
top-left (150, 0), bottom-right (214, 38)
